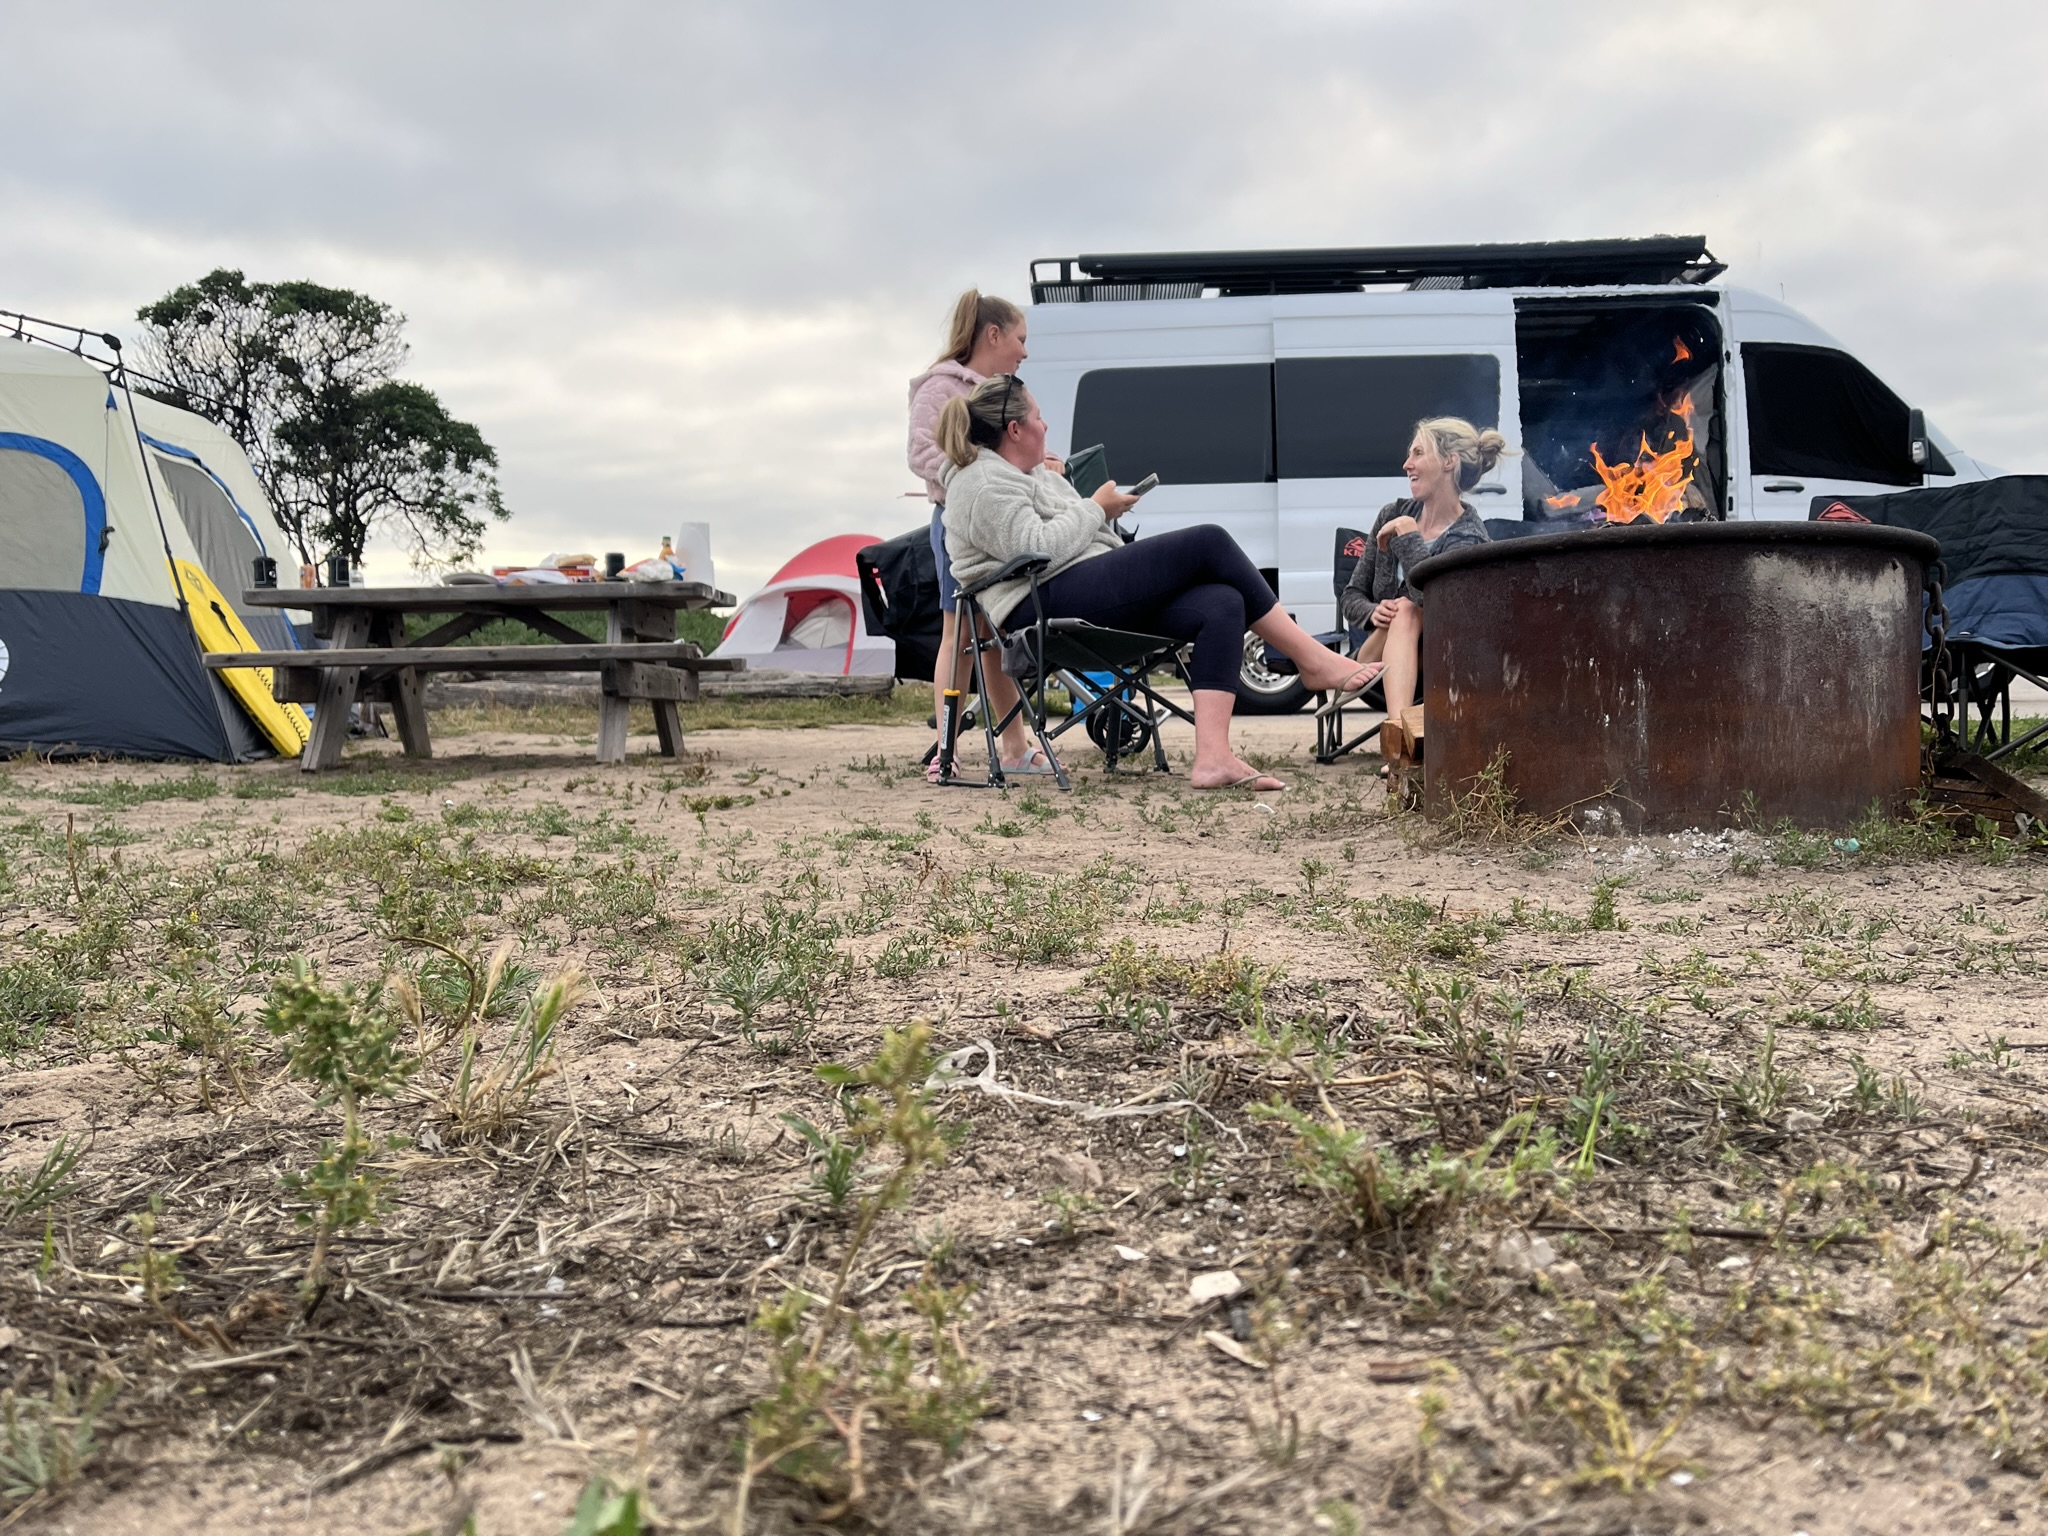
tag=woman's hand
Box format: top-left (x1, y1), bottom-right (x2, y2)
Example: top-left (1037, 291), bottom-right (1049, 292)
top-left (1376, 514), bottom-right (1419, 547)
top-left (1042, 454), bottom-right (1066, 475)
top-left (1370, 598), bottom-right (1401, 628)
top-left (1093, 483), bottom-right (1139, 519)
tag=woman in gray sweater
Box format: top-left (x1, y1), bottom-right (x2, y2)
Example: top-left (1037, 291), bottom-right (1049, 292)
top-left (936, 375), bottom-right (1377, 791)
top-left (1331, 417), bottom-right (1504, 720)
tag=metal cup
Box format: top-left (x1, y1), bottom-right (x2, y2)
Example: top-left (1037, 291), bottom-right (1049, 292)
top-left (326, 555), bottom-right (350, 587)
top-left (605, 552), bottom-right (626, 579)
top-left (252, 556), bottom-right (278, 589)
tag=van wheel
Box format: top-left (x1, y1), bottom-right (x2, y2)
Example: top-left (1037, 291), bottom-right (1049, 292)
top-left (1235, 633), bottom-right (1312, 715)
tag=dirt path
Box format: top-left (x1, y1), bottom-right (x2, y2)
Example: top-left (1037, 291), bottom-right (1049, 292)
top-left (3, 715), bottom-right (2045, 1535)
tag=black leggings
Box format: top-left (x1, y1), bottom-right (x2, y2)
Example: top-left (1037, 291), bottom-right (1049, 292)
top-left (1033, 525), bottom-right (1278, 692)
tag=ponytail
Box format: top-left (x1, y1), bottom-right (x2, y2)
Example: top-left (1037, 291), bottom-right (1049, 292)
top-left (937, 375), bottom-right (1033, 468)
top-left (936, 395), bottom-right (976, 469)
top-left (935, 289), bottom-right (1024, 366)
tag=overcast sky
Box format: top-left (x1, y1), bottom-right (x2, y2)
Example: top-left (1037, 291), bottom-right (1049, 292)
top-left (5, 0), bottom-right (2043, 595)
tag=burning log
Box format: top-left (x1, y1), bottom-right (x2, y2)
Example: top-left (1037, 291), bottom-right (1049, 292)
top-left (1590, 396), bottom-right (1696, 524)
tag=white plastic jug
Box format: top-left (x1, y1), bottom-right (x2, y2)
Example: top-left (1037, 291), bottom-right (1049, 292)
top-left (673, 522), bottom-right (715, 589)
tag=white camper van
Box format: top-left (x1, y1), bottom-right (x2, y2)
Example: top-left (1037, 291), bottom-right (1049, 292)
top-left (1020, 239), bottom-right (1994, 710)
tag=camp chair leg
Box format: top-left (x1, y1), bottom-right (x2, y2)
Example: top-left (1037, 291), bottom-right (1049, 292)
top-left (1026, 672), bottom-right (1070, 791)
top-left (388, 666), bottom-right (433, 757)
top-left (302, 611), bottom-right (370, 771)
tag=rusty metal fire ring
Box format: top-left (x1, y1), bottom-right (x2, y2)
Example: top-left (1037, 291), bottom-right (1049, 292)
top-left (1409, 520), bottom-right (1940, 834)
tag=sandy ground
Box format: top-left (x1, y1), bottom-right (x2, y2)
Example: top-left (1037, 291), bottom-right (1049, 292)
top-left (2, 706), bottom-right (2046, 1536)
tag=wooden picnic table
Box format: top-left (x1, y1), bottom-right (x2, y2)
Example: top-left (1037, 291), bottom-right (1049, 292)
top-left (219, 581), bottom-right (742, 770)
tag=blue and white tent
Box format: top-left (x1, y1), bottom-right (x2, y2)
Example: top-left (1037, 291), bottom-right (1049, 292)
top-left (0, 337), bottom-right (303, 759)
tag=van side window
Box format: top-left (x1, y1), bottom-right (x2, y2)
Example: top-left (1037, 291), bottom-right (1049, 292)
top-left (1742, 343), bottom-right (1916, 485)
top-left (1276, 355), bottom-right (1499, 479)
top-left (1070, 364), bottom-right (1273, 484)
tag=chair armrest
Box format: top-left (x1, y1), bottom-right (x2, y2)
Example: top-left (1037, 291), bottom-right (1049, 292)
top-left (958, 554), bottom-right (1051, 600)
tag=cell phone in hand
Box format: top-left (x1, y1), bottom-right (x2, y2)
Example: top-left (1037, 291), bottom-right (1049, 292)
top-left (1126, 473), bottom-right (1160, 497)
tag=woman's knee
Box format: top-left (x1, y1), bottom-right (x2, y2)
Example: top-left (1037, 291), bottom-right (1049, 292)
top-left (1193, 583), bottom-right (1245, 635)
top-left (1389, 597), bottom-right (1422, 634)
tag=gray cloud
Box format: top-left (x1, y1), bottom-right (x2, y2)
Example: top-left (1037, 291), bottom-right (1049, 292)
top-left (4, 0), bottom-right (2045, 591)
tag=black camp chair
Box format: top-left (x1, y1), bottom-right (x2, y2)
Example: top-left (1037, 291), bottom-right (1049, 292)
top-left (1811, 480), bottom-right (2048, 764)
top-left (938, 554), bottom-right (1194, 791)
top-left (1307, 515), bottom-right (1561, 761)
top-left (1312, 526), bottom-right (1384, 763)
top-left (854, 526), bottom-right (942, 684)
top-left (1241, 524), bottom-right (1397, 761)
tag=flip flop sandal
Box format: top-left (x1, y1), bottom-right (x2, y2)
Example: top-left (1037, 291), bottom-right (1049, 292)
top-left (926, 758), bottom-right (946, 784)
top-left (999, 746), bottom-right (1062, 776)
top-left (1314, 664), bottom-right (1385, 719)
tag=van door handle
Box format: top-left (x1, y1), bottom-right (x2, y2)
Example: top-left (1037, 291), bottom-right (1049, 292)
top-left (1471, 483), bottom-right (1507, 494)
top-left (1762, 480), bottom-right (1805, 493)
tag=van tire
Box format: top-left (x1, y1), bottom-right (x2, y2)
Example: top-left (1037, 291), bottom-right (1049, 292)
top-left (1236, 634), bottom-right (1312, 715)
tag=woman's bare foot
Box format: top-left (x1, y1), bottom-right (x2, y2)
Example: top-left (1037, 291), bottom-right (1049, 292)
top-left (1190, 755), bottom-right (1285, 792)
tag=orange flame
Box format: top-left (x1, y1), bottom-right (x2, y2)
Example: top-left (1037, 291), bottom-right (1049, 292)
top-left (1590, 396), bottom-right (1696, 524)
top-left (1672, 336), bottom-right (1692, 362)
top-left (1545, 492), bottom-right (1581, 509)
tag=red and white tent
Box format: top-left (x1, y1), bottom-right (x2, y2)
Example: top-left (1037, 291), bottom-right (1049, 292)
top-left (713, 533), bottom-right (892, 676)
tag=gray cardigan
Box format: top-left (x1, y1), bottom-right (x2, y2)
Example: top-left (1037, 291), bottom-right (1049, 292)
top-left (1339, 499), bottom-right (1490, 629)
top-left (936, 449), bottom-right (1122, 625)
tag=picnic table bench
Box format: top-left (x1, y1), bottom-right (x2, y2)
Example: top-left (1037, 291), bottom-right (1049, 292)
top-left (210, 582), bottom-right (742, 770)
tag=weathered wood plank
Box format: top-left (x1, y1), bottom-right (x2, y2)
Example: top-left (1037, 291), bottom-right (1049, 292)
top-left (206, 644), bottom-right (742, 671)
top-left (388, 668), bottom-right (433, 758)
top-left (601, 660), bottom-right (697, 702)
top-left (241, 582), bottom-right (734, 611)
top-left (304, 611), bottom-right (371, 773)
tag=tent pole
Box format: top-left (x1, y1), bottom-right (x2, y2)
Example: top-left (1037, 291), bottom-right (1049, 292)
top-left (112, 356), bottom-right (243, 764)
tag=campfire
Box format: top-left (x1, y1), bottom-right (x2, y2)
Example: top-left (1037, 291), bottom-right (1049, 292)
top-left (1588, 393), bottom-right (1696, 524)
top-left (1531, 331), bottom-right (1720, 528)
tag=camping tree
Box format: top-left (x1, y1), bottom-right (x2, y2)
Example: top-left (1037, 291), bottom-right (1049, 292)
top-left (134, 270), bottom-right (507, 566)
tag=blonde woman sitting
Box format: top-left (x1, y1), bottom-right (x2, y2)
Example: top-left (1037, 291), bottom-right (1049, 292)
top-left (935, 374), bottom-right (1377, 792)
top-left (1331, 416), bottom-right (1501, 720)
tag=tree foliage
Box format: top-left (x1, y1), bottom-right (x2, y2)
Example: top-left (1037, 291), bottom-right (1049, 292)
top-left (135, 270), bottom-right (507, 565)
top-left (275, 381), bottom-right (506, 572)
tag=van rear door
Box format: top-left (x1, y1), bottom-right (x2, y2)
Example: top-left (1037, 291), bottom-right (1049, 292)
top-left (1512, 297), bottom-right (1727, 522)
top-left (1272, 291), bottom-right (1518, 631)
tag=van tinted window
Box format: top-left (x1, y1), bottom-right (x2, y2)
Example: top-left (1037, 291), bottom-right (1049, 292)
top-left (1277, 355), bottom-right (1499, 479)
top-left (1069, 364), bottom-right (1273, 485)
top-left (1742, 343), bottom-right (1916, 485)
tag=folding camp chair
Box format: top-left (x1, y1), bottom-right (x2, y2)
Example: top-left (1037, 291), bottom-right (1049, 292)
top-left (1308, 519), bottom-right (1548, 763)
top-left (936, 554), bottom-right (1194, 791)
top-left (1811, 480), bottom-right (2048, 765)
top-left (853, 525), bottom-right (942, 684)
top-left (1314, 526), bottom-right (1388, 764)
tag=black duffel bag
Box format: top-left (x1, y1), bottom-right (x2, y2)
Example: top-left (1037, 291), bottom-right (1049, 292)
top-left (854, 525), bottom-right (942, 682)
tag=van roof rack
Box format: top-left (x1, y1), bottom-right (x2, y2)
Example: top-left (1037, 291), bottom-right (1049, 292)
top-left (1030, 237), bottom-right (1725, 301)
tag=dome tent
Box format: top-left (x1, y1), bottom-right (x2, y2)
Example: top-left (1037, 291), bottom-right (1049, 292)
top-left (713, 532), bottom-right (894, 676)
top-left (0, 333), bottom-right (304, 759)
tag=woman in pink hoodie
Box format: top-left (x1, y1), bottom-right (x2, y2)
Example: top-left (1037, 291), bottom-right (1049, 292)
top-left (908, 290), bottom-right (1044, 777)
